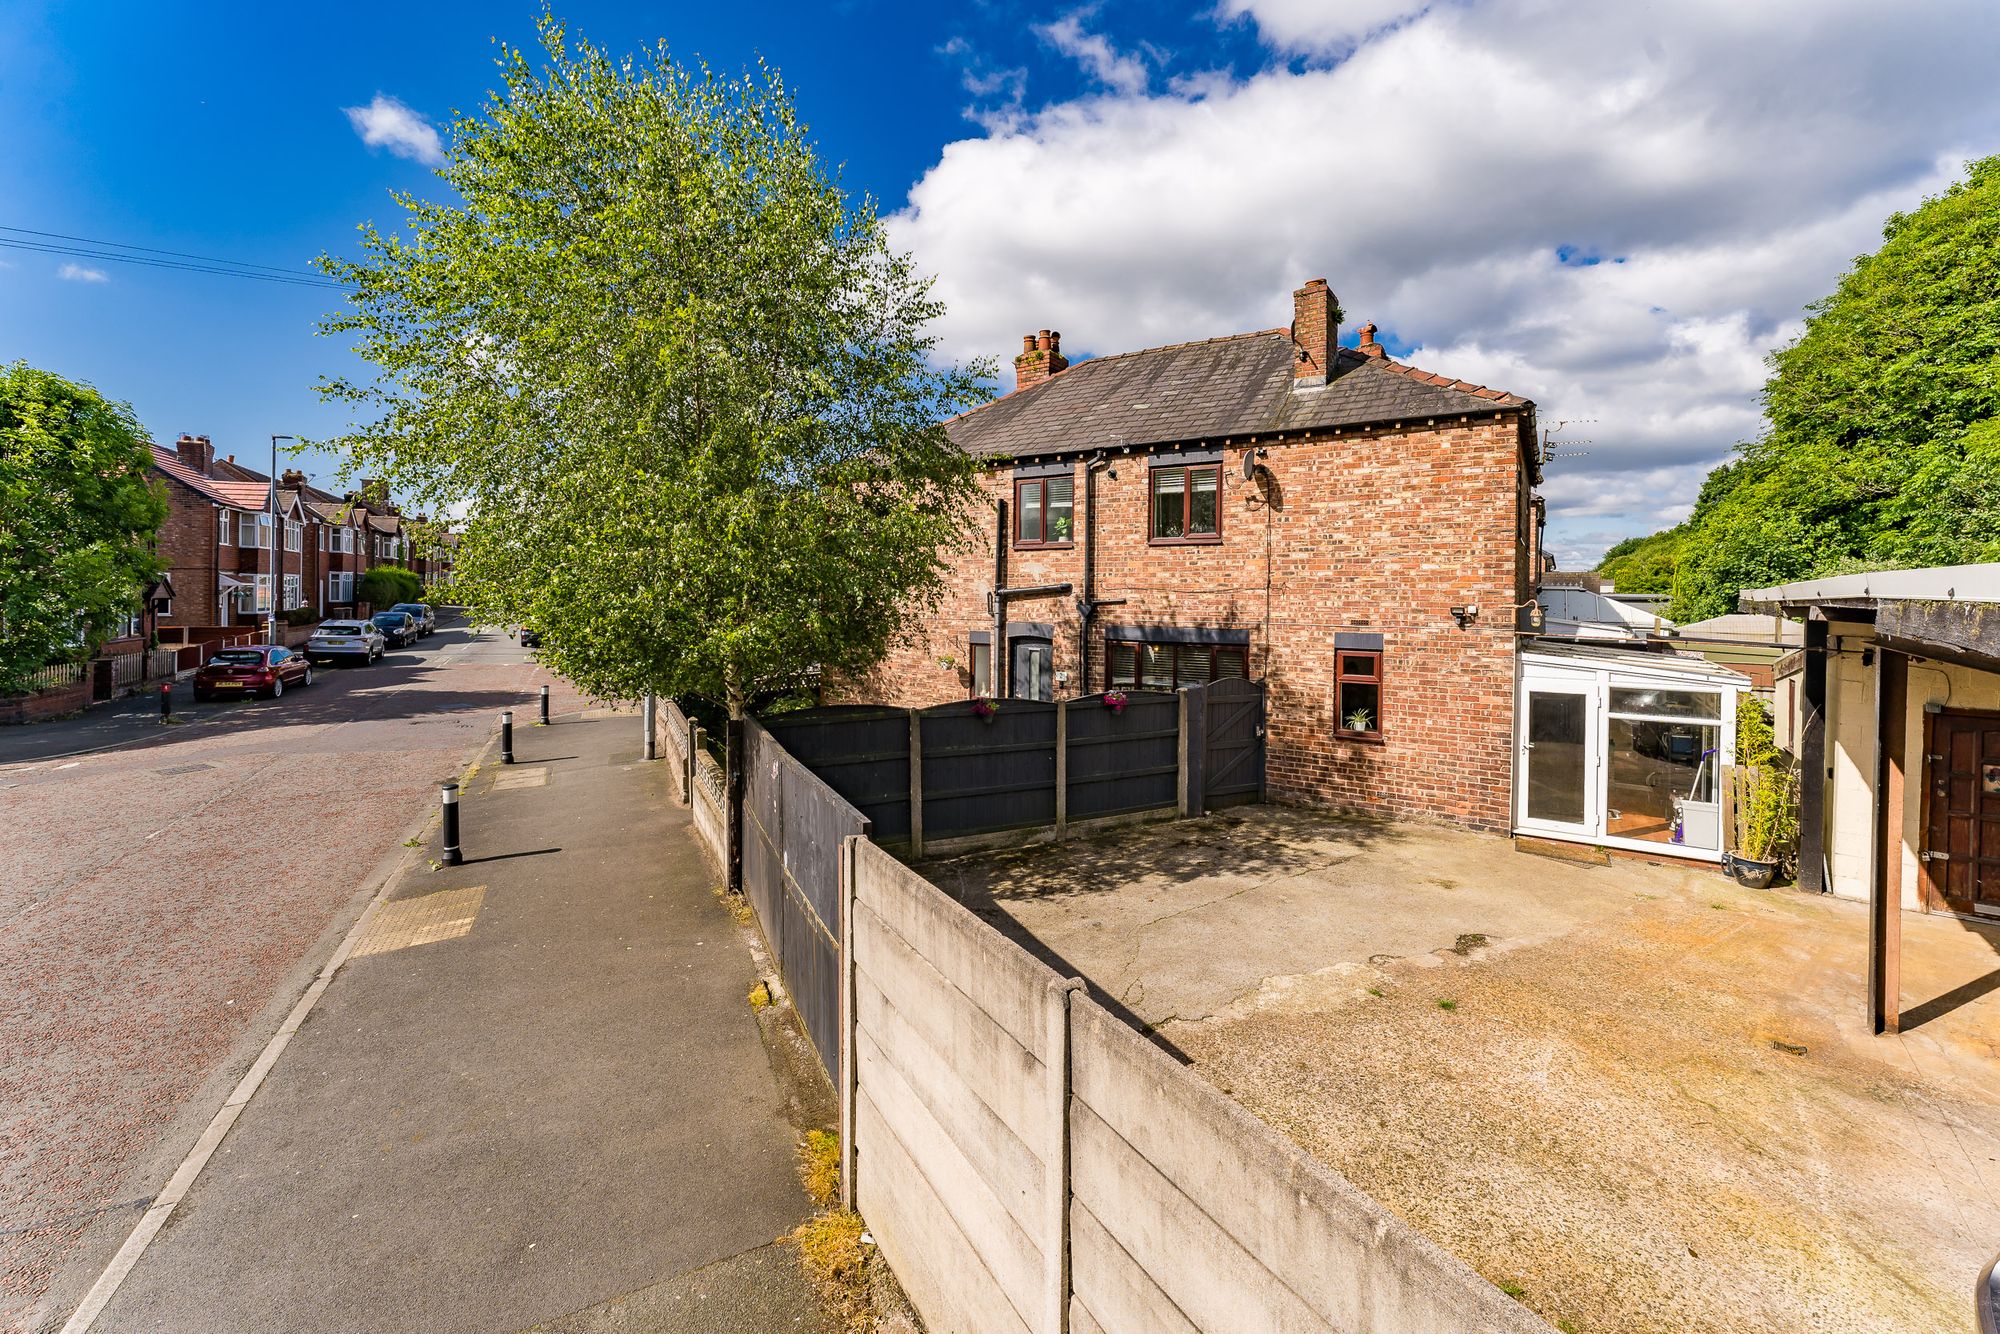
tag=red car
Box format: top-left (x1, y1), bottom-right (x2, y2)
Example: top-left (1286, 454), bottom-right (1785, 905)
top-left (193, 645), bottom-right (315, 701)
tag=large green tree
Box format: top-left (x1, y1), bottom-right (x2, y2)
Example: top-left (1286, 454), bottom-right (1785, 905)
top-left (0, 364), bottom-right (165, 693)
top-left (1600, 155), bottom-right (2000, 619)
top-left (318, 16), bottom-right (987, 714)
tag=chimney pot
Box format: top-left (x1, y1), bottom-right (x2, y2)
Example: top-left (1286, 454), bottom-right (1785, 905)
top-left (1014, 327), bottom-right (1071, 391)
top-left (175, 433), bottom-right (215, 473)
top-left (1291, 277), bottom-right (1338, 388)
top-left (1357, 322), bottom-right (1383, 357)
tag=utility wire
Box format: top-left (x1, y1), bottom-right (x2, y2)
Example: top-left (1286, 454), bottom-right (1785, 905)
top-left (0, 225), bottom-right (348, 290)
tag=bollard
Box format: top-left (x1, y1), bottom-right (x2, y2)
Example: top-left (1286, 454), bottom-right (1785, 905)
top-left (538, 684), bottom-right (550, 726)
top-left (643, 693), bottom-right (657, 761)
top-left (501, 710), bottom-right (515, 765)
top-left (440, 782), bottom-right (462, 866)
top-left (159, 681), bottom-right (172, 721)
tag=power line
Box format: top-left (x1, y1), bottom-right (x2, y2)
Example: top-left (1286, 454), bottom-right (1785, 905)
top-left (0, 225), bottom-right (348, 290)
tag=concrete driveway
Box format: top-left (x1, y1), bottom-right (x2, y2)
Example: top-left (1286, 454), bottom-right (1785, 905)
top-left (924, 806), bottom-right (2000, 1334)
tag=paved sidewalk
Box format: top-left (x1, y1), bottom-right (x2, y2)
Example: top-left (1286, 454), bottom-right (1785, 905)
top-left (83, 713), bottom-right (835, 1333)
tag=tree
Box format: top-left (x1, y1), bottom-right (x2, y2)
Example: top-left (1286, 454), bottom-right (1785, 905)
top-left (1658, 156), bottom-right (2000, 619)
top-left (0, 364), bottom-right (165, 693)
top-left (318, 15), bottom-right (988, 716)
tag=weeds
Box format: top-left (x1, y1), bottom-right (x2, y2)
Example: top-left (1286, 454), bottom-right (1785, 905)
top-left (403, 837), bottom-right (423, 848)
top-left (789, 1210), bottom-right (868, 1327)
top-left (1366, 987), bottom-right (1385, 998)
top-left (1436, 998), bottom-right (1459, 1012)
top-left (748, 980), bottom-right (772, 1011)
top-left (798, 1129), bottom-right (841, 1207)
top-left (1449, 933), bottom-right (1489, 956)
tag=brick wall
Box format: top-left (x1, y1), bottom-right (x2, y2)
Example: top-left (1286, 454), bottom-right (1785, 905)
top-left (155, 479), bottom-right (222, 627)
top-left (847, 412), bottom-right (1534, 831)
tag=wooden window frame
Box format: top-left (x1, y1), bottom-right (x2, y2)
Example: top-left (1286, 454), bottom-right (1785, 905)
top-left (1335, 650), bottom-right (1384, 741)
top-left (1014, 476), bottom-right (1075, 549)
top-left (969, 639), bottom-right (992, 698)
top-left (1148, 463), bottom-right (1223, 544)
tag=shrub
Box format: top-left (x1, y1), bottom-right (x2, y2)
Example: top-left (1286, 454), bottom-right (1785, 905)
top-left (1736, 696), bottom-right (1780, 768)
top-left (282, 607), bottom-right (319, 626)
top-left (358, 565), bottom-right (422, 607)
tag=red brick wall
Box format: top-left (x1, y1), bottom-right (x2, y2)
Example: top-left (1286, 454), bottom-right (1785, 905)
top-left (846, 412), bottom-right (1534, 831)
top-left (154, 480), bottom-right (222, 628)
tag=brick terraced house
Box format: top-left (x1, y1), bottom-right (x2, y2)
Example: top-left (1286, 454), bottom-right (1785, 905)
top-left (853, 279), bottom-right (1545, 831)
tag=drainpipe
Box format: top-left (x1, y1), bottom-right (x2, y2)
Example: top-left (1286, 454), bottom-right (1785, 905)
top-left (1077, 452), bottom-right (1124, 696)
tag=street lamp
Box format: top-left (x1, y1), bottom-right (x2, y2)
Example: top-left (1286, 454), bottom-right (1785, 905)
top-left (269, 435), bottom-right (301, 644)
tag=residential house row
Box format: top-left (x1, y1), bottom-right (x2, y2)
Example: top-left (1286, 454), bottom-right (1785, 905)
top-left (147, 434), bottom-right (454, 631)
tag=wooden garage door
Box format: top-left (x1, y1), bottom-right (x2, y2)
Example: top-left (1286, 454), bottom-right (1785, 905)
top-left (1922, 709), bottom-right (2000, 917)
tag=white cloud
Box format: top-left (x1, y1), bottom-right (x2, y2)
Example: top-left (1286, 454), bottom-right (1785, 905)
top-left (57, 263), bottom-right (108, 283)
top-left (343, 93), bottom-right (445, 167)
top-left (1037, 12), bottom-right (1150, 96)
top-left (891, 0), bottom-right (2000, 565)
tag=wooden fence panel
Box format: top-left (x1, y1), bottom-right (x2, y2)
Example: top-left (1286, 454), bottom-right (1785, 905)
top-left (763, 706), bottom-right (912, 840)
top-left (920, 700), bottom-right (1058, 839)
top-left (1065, 692), bottom-right (1179, 822)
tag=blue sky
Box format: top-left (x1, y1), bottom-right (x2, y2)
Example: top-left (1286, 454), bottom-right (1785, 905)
top-left (5, 1), bottom-right (1999, 564)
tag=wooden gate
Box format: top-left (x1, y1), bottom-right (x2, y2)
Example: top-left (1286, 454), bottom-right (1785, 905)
top-left (1201, 676), bottom-right (1265, 809)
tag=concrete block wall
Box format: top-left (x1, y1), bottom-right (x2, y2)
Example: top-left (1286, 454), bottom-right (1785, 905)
top-left (654, 699), bottom-right (692, 804)
top-left (843, 835), bottom-right (1548, 1334)
top-left (690, 747), bottom-right (727, 876)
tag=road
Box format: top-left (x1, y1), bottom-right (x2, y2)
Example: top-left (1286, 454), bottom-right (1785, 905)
top-left (0, 618), bottom-right (590, 1333)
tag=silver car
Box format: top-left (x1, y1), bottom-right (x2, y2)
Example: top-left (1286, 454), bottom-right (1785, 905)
top-left (306, 619), bottom-right (385, 665)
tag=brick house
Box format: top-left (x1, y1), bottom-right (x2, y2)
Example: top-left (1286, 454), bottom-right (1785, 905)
top-left (150, 435), bottom-right (297, 628)
top-left (852, 279), bottom-right (1543, 831)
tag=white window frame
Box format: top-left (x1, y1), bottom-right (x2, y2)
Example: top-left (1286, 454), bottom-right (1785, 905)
top-left (219, 509), bottom-right (234, 546)
top-left (239, 513), bottom-right (270, 548)
top-left (284, 520), bottom-right (301, 553)
top-left (283, 573), bottom-right (302, 609)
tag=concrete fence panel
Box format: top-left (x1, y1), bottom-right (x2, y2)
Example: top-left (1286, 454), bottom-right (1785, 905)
top-left (689, 748), bottom-right (727, 875)
top-left (657, 699), bottom-right (691, 803)
top-left (848, 838), bottom-right (1073, 1334)
top-left (1067, 998), bottom-right (1547, 1333)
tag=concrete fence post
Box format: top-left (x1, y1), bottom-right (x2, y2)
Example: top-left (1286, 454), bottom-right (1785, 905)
top-left (1054, 699), bottom-right (1069, 841)
top-left (1044, 976), bottom-right (1084, 1334)
top-left (1177, 686), bottom-right (1199, 819)
top-left (642, 693), bottom-right (657, 761)
top-left (907, 710), bottom-right (925, 860)
top-left (839, 835), bottom-right (861, 1213)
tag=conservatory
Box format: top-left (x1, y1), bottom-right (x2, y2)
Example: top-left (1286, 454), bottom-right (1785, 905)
top-left (1516, 642), bottom-right (1748, 861)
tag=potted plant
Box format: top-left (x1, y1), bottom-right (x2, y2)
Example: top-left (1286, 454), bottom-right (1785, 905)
top-left (1344, 705), bottom-right (1373, 734)
top-left (1103, 689), bottom-right (1128, 715)
top-left (971, 697), bottom-right (998, 722)
top-left (1730, 764), bottom-right (1798, 889)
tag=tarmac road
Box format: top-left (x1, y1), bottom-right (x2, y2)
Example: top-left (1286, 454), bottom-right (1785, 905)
top-left (0, 618), bottom-right (589, 1333)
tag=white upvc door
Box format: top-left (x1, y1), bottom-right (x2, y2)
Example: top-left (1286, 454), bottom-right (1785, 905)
top-left (1517, 681), bottom-right (1601, 840)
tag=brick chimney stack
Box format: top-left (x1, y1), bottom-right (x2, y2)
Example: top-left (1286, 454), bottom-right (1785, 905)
top-left (1291, 278), bottom-right (1339, 387)
top-left (176, 434), bottom-right (213, 473)
top-left (1013, 330), bottom-right (1069, 391)
top-left (1356, 322), bottom-right (1384, 358)
top-left (280, 468), bottom-right (307, 489)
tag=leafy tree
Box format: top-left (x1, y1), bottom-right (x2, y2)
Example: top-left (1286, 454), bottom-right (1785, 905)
top-left (358, 565), bottom-right (422, 608)
top-left (318, 15), bottom-right (987, 716)
top-left (0, 363), bottom-right (165, 692)
top-left (1659, 156), bottom-right (2000, 619)
top-left (1596, 530), bottom-right (1680, 594)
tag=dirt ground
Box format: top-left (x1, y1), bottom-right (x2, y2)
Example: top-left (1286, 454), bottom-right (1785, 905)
top-left (922, 806), bottom-right (2000, 1334)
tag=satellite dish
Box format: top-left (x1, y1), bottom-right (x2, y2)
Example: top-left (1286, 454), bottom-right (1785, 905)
top-left (1242, 452), bottom-right (1258, 482)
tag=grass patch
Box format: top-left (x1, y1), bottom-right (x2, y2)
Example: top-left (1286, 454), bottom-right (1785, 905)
top-left (798, 1129), bottom-right (841, 1207)
top-left (712, 886), bottom-right (755, 928)
top-left (1449, 932), bottom-right (1489, 956)
top-left (1435, 998), bottom-right (1459, 1012)
top-left (1366, 986), bottom-right (1385, 998)
top-left (1496, 1278), bottom-right (1527, 1300)
top-left (748, 980), bottom-right (772, 1011)
top-left (788, 1209), bottom-right (869, 1328)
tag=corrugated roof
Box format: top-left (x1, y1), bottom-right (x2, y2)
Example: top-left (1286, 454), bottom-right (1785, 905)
top-left (1739, 563), bottom-right (2000, 610)
top-left (946, 331), bottom-right (1530, 461)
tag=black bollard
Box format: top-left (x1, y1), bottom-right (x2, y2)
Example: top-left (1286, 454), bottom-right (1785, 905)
top-left (501, 710), bottom-right (515, 765)
top-left (159, 681), bottom-right (172, 720)
top-left (538, 684), bottom-right (550, 726)
top-left (440, 781), bottom-right (462, 865)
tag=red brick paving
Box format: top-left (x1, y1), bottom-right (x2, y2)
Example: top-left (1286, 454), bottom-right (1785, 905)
top-left (0, 629), bottom-right (595, 1332)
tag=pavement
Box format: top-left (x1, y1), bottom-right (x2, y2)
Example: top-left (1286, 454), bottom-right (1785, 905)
top-left (79, 711), bottom-right (835, 1333)
top-left (0, 619), bottom-right (601, 1332)
top-left (928, 805), bottom-right (2000, 1334)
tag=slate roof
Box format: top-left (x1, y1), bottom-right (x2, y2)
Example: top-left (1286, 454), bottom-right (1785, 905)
top-left (945, 329), bottom-right (1530, 463)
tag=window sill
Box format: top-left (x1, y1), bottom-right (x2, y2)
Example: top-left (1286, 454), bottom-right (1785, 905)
top-left (1335, 730), bottom-right (1385, 745)
top-left (1014, 541), bottom-right (1075, 552)
top-left (1148, 535), bottom-right (1222, 546)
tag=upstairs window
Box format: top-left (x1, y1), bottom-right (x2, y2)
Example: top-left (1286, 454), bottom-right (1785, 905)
top-left (1015, 475), bottom-right (1074, 547)
top-left (218, 509), bottom-right (234, 546)
top-left (1150, 464), bottom-right (1220, 542)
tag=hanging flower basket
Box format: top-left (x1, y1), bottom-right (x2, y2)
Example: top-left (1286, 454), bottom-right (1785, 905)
top-left (1103, 689), bottom-right (1128, 715)
top-left (971, 697), bottom-right (998, 721)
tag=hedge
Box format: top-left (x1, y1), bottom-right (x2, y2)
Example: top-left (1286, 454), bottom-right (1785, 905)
top-left (358, 566), bottom-right (423, 607)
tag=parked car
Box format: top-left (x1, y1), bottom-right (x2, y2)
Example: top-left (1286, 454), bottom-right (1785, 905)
top-left (517, 626), bottom-right (542, 649)
top-left (194, 646), bottom-right (313, 701)
top-left (372, 611), bottom-right (420, 649)
top-left (389, 602), bottom-right (436, 637)
top-left (306, 619), bottom-right (385, 665)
